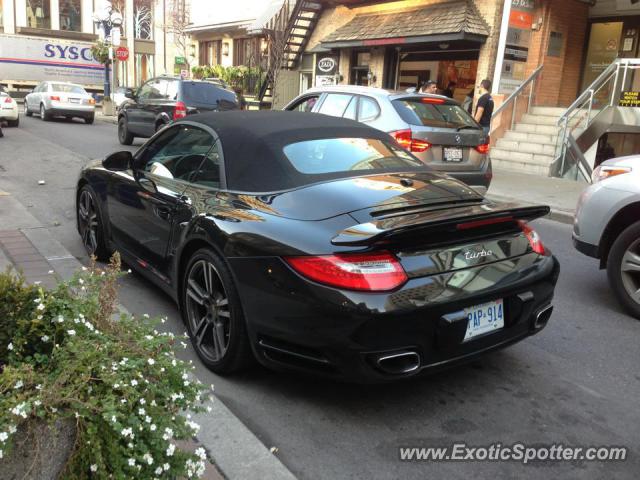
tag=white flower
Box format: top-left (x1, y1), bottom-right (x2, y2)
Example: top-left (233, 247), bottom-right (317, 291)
top-left (138, 408), bottom-right (146, 416)
top-left (143, 453), bottom-right (154, 465)
top-left (163, 463), bottom-right (170, 471)
top-left (111, 415), bottom-right (117, 423)
top-left (180, 341), bottom-right (188, 349)
top-left (182, 372), bottom-right (189, 380)
top-left (37, 303), bottom-right (45, 311)
top-left (7, 343), bottom-right (13, 351)
top-left (160, 367), bottom-right (165, 373)
top-left (147, 358), bottom-right (155, 365)
top-left (186, 420), bottom-right (201, 434)
top-left (11, 403), bottom-right (27, 418)
top-left (195, 447), bottom-right (207, 460)
top-left (127, 269), bottom-right (132, 273)
top-left (48, 270), bottom-right (54, 274)
top-left (0, 449), bottom-right (3, 459)
top-left (90, 464), bottom-right (97, 472)
top-left (155, 466), bottom-right (163, 475)
top-left (128, 458), bottom-right (136, 466)
top-left (8, 426), bottom-right (16, 434)
top-left (0, 432), bottom-right (8, 442)
top-left (81, 266), bottom-right (88, 271)
top-left (145, 416), bottom-right (151, 423)
top-left (14, 380), bottom-right (23, 389)
top-left (34, 400), bottom-right (42, 407)
top-left (130, 379), bottom-right (138, 387)
top-left (166, 443), bottom-right (175, 457)
top-left (41, 335), bottom-right (49, 342)
top-left (67, 329), bottom-right (76, 336)
top-left (57, 315), bottom-right (64, 323)
top-left (150, 400), bottom-right (157, 407)
top-left (121, 427), bottom-right (134, 439)
top-left (143, 313), bottom-right (149, 319)
top-left (171, 359), bottom-right (177, 367)
top-left (206, 406), bottom-right (212, 413)
top-left (78, 278), bottom-right (84, 285)
top-left (162, 427), bottom-right (173, 441)
top-left (51, 407), bottom-right (57, 413)
top-left (150, 424), bottom-right (157, 431)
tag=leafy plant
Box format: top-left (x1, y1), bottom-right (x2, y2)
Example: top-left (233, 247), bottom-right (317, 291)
top-left (90, 41), bottom-right (111, 66)
top-left (0, 256), bottom-right (210, 479)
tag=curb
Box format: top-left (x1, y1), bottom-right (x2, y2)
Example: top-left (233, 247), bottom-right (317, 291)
top-left (486, 193), bottom-right (574, 225)
top-left (0, 192), bottom-right (297, 480)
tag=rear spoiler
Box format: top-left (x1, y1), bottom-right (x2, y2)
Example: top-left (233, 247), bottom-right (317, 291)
top-left (332, 203), bottom-right (550, 246)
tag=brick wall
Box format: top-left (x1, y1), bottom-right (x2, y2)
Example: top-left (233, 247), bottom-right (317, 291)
top-left (525, 0), bottom-right (589, 107)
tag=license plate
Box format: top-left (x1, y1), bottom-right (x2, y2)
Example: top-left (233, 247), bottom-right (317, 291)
top-left (463, 299), bottom-right (504, 341)
top-left (69, 98), bottom-right (80, 104)
top-left (444, 147), bottom-right (463, 162)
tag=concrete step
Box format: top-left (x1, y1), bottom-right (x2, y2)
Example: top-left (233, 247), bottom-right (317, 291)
top-left (530, 106), bottom-right (566, 117)
top-left (495, 139), bottom-right (557, 155)
top-left (491, 158), bottom-right (551, 176)
top-left (515, 123), bottom-right (559, 136)
top-left (504, 130), bottom-right (558, 145)
top-left (491, 148), bottom-right (555, 166)
top-left (521, 113), bottom-right (561, 126)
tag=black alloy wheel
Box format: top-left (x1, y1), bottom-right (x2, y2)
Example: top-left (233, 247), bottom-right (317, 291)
top-left (77, 186), bottom-right (109, 261)
top-left (118, 117), bottom-right (134, 145)
top-left (183, 249), bottom-right (253, 373)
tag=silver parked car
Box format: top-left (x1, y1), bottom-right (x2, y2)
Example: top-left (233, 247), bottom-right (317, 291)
top-left (573, 155), bottom-right (640, 319)
top-left (284, 85), bottom-right (492, 193)
top-left (24, 81), bottom-right (95, 124)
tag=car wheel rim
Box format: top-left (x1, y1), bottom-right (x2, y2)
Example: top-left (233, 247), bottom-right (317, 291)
top-left (621, 238), bottom-right (640, 304)
top-left (119, 122), bottom-right (125, 141)
top-left (40, 105), bottom-right (45, 117)
top-left (185, 260), bottom-right (231, 362)
top-left (78, 190), bottom-right (98, 254)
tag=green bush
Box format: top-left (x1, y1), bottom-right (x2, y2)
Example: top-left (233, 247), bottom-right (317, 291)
top-left (0, 256), bottom-right (210, 479)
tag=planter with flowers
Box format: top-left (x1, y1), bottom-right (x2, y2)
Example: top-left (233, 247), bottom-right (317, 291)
top-left (0, 254), bottom-right (211, 479)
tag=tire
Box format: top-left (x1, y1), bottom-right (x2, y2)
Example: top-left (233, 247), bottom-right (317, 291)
top-left (40, 104), bottom-right (51, 121)
top-left (77, 185), bottom-right (111, 261)
top-left (607, 220), bottom-right (640, 320)
top-left (25, 105), bottom-right (32, 117)
top-left (85, 115), bottom-right (95, 125)
top-left (182, 248), bottom-right (254, 374)
top-left (8, 117), bottom-right (19, 127)
top-left (118, 117), bottom-right (134, 145)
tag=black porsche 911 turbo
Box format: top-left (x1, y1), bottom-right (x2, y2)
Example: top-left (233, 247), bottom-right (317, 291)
top-left (76, 111), bottom-right (559, 381)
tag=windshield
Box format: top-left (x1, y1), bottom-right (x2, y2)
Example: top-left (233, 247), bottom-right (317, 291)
top-left (51, 84), bottom-right (86, 94)
top-left (283, 137), bottom-right (424, 175)
top-left (393, 98), bottom-right (480, 130)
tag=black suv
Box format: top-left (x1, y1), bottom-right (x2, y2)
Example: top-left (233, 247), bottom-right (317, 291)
top-left (117, 76), bottom-right (239, 145)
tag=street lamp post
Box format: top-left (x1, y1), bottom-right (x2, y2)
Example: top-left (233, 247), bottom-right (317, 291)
top-left (93, 2), bottom-right (123, 104)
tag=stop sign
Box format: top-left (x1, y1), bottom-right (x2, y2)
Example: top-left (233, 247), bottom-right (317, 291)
top-left (115, 46), bottom-right (129, 61)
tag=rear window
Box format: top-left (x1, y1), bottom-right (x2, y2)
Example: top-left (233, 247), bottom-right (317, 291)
top-left (181, 82), bottom-right (239, 110)
top-left (52, 84), bottom-right (85, 94)
top-left (283, 137), bottom-right (424, 175)
top-left (393, 98), bottom-right (479, 130)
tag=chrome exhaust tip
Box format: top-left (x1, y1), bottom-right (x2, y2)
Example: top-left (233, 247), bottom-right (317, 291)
top-left (534, 305), bottom-right (553, 330)
top-left (375, 351), bottom-right (421, 375)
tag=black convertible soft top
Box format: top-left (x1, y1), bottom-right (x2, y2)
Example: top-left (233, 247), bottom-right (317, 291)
top-left (179, 110), bottom-right (407, 192)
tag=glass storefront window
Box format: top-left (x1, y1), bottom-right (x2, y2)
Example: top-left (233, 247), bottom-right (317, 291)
top-left (60, 0), bottom-right (82, 32)
top-left (582, 22), bottom-right (624, 90)
top-left (135, 53), bottom-right (154, 85)
top-left (26, 0), bottom-right (51, 29)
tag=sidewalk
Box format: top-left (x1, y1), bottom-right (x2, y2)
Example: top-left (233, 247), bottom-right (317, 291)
top-left (487, 167), bottom-right (586, 224)
top-left (0, 190), bottom-right (297, 480)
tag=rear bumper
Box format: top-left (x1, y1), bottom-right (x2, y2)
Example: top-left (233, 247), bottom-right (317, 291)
top-left (49, 105), bottom-right (94, 117)
top-left (0, 107), bottom-right (19, 120)
top-left (446, 158), bottom-right (492, 192)
top-left (230, 253), bottom-right (560, 382)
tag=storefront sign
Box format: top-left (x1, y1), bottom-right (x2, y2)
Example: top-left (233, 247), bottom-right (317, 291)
top-left (315, 54), bottom-right (339, 87)
top-left (509, 0), bottom-right (535, 29)
top-left (619, 91), bottom-right (640, 107)
top-left (499, 0), bottom-right (535, 94)
top-left (175, 56), bottom-right (186, 65)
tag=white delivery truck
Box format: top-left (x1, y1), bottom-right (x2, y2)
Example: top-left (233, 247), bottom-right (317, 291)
top-left (0, 33), bottom-right (104, 93)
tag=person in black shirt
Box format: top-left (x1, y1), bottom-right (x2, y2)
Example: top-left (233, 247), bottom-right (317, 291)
top-left (474, 79), bottom-right (494, 135)
top-left (442, 81), bottom-right (456, 99)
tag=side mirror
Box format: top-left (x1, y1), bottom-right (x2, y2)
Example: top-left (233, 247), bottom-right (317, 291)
top-left (124, 88), bottom-right (136, 99)
top-left (102, 151), bottom-right (132, 171)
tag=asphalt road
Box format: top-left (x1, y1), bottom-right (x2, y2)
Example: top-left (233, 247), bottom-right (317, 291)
top-left (1, 116), bottom-right (639, 479)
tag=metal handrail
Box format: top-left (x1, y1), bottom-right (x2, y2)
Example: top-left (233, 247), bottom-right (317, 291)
top-left (492, 65), bottom-right (543, 116)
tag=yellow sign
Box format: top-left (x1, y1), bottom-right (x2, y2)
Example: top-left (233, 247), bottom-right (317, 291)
top-left (619, 91), bottom-right (640, 107)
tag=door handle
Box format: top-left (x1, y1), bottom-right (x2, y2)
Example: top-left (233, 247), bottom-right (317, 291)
top-left (155, 205), bottom-right (173, 220)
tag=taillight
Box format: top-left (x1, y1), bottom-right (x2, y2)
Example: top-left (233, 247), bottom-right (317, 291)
top-left (390, 129), bottom-right (432, 153)
top-left (50, 95), bottom-right (61, 101)
top-left (284, 251), bottom-right (408, 292)
top-left (519, 221), bottom-right (547, 255)
top-left (457, 216), bottom-right (513, 230)
top-left (173, 101), bottom-right (187, 120)
top-left (420, 97), bottom-right (445, 104)
top-left (87, 98), bottom-right (96, 105)
top-left (4, 96), bottom-right (12, 103)
top-left (475, 143), bottom-right (490, 154)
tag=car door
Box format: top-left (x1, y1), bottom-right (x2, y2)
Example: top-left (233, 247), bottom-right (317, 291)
top-left (139, 78), bottom-right (168, 136)
top-left (126, 80), bottom-right (154, 135)
top-left (106, 124), bottom-right (216, 276)
top-left (28, 83), bottom-right (44, 110)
